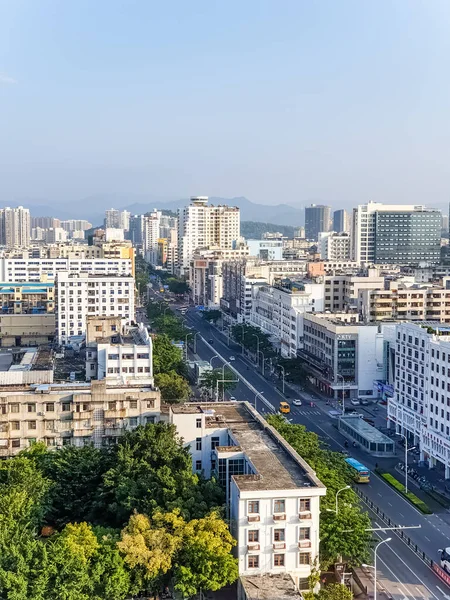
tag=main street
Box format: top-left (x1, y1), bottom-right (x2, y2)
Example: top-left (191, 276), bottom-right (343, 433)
top-left (181, 306), bottom-right (450, 599)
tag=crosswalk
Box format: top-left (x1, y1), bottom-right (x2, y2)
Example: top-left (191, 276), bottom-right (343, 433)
top-left (294, 409), bottom-right (322, 416)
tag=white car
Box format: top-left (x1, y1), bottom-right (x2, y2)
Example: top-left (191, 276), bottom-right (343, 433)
top-left (230, 396), bottom-right (237, 401)
top-left (350, 399), bottom-right (360, 406)
top-left (229, 356), bottom-right (236, 361)
top-left (292, 399), bottom-right (302, 406)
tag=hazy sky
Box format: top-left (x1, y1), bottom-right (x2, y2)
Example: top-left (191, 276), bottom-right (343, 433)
top-left (1, 0), bottom-right (450, 210)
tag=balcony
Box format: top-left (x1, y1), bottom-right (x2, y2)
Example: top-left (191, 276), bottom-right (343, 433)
top-left (273, 542), bottom-right (286, 550)
top-left (247, 543), bottom-right (260, 552)
top-left (298, 539), bottom-right (311, 548)
top-left (73, 426), bottom-right (93, 436)
top-left (73, 410), bottom-right (93, 420)
top-left (299, 511), bottom-right (312, 520)
top-left (104, 409), bottom-right (127, 419)
top-left (273, 513), bottom-right (286, 521)
top-left (247, 513), bottom-right (260, 523)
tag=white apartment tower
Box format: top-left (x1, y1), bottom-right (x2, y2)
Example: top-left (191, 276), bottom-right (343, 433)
top-left (143, 210), bottom-right (161, 266)
top-left (55, 272), bottom-right (134, 344)
top-left (0, 207), bottom-right (31, 248)
top-left (178, 197), bottom-right (240, 276)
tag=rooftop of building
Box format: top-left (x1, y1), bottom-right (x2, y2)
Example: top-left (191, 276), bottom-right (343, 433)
top-left (341, 415), bottom-right (394, 445)
top-left (240, 574), bottom-right (302, 600)
top-left (0, 347), bottom-right (53, 373)
top-left (171, 402), bottom-right (325, 492)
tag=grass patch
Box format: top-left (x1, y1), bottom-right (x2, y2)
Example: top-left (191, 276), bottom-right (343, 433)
top-left (378, 470), bottom-right (432, 514)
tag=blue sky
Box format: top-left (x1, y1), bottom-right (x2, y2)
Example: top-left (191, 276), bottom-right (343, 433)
top-left (1, 0), bottom-right (450, 211)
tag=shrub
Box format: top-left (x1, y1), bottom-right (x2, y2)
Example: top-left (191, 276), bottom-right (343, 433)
top-left (379, 472), bottom-right (432, 514)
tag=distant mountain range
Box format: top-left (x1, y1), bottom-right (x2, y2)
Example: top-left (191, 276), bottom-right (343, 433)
top-left (6, 195), bottom-right (306, 227)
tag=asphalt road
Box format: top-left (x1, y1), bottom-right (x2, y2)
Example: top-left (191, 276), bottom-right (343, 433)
top-left (180, 307), bottom-right (450, 599)
top-left (143, 294), bottom-right (450, 598)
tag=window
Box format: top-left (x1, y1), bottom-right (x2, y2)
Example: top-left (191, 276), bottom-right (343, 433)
top-left (196, 437), bottom-right (202, 451)
top-left (248, 555), bottom-right (259, 569)
top-left (196, 418), bottom-right (202, 429)
top-left (10, 421), bottom-right (20, 430)
top-left (11, 439), bottom-right (20, 448)
top-left (299, 552), bottom-right (311, 566)
top-left (130, 400), bottom-right (138, 409)
top-left (299, 527), bottom-right (310, 540)
top-left (62, 403), bottom-right (71, 412)
top-left (46, 420), bottom-right (55, 430)
top-left (274, 499), bottom-right (285, 513)
top-left (248, 501), bottom-right (259, 514)
top-left (195, 460), bottom-right (202, 471)
top-left (10, 403), bottom-right (19, 413)
top-left (146, 400), bottom-right (154, 408)
top-left (146, 416), bottom-right (155, 424)
top-left (211, 436), bottom-right (220, 449)
top-left (274, 554), bottom-right (285, 567)
top-left (129, 417), bottom-right (138, 427)
top-left (45, 403), bottom-right (55, 412)
top-left (274, 529), bottom-right (285, 542)
top-left (248, 530), bottom-right (259, 542)
top-left (27, 403), bottom-right (36, 413)
top-left (28, 421), bottom-right (37, 430)
top-left (108, 401), bottom-right (116, 410)
top-left (300, 498), bottom-right (311, 512)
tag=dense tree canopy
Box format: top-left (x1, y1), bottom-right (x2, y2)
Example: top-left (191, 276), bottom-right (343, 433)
top-left (202, 309), bottom-right (222, 324)
top-left (155, 371), bottom-right (191, 402)
top-left (199, 367), bottom-right (237, 399)
top-left (0, 422), bottom-right (231, 600)
top-left (153, 334), bottom-right (185, 376)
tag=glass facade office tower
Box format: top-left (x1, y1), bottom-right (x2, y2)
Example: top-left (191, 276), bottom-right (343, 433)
top-left (305, 204), bottom-right (331, 241)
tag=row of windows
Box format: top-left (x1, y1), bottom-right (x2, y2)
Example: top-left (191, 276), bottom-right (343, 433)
top-left (247, 553), bottom-right (311, 569)
top-left (248, 499), bottom-right (311, 514)
top-left (107, 366), bottom-right (151, 374)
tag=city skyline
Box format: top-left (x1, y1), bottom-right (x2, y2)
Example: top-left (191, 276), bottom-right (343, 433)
top-left (2, 1), bottom-right (450, 210)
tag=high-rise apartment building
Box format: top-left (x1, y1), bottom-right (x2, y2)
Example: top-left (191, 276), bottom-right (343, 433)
top-left (178, 196), bottom-right (240, 276)
top-left (318, 232), bottom-right (351, 260)
top-left (304, 205), bottom-right (331, 241)
top-left (60, 219), bottom-right (93, 232)
top-left (105, 208), bottom-right (121, 229)
top-left (31, 217), bottom-right (61, 229)
top-left (0, 207), bottom-right (31, 248)
top-left (352, 202), bottom-right (441, 265)
top-left (332, 209), bottom-right (350, 233)
top-left (143, 210), bottom-right (161, 266)
top-left (128, 215), bottom-right (145, 245)
top-left (55, 272), bottom-right (134, 343)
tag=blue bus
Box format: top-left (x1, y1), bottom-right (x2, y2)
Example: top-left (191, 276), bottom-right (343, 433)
top-left (345, 458), bottom-right (370, 483)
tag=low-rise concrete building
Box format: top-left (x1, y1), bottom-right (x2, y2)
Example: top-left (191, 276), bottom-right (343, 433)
top-left (0, 314), bottom-right (55, 347)
top-left (0, 379), bottom-right (160, 456)
top-left (299, 313), bottom-right (394, 399)
top-left (169, 402), bottom-right (325, 593)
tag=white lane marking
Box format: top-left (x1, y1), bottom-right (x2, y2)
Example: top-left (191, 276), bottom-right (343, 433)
top-left (425, 536), bottom-right (431, 542)
top-left (399, 512), bottom-right (405, 518)
top-left (368, 511), bottom-right (442, 600)
top-left (388, 502), bottom-right (393, 507)
top-left (378, 493), bottom-right (383, 497)
top-left (377, 554), bottom-right (417, 599)
top-left (436, 585), bottom-right (450, 600)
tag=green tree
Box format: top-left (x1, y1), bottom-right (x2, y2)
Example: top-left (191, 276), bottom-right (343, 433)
top-left (155, 371), bottom-right (191, 402)
top-left (28, 445), bottom-right (113, 528)
top-left (267, 415), bottom-right (372, 568)
top-left (199, 368), bottom-right (237, 399)
top-left (101, 423), bottom-right (222, 524)
top-left (202, 309), bottom-right (222, 324)
top-left (305, 583), bottom-right (353, 600)
top-left (45, 522), bottom-right (99, 600)
top-left (167, 278), bottom-right (189, 295)
top-left (153, 334), bottom-right (185, 375)
top-left (118, 512), bottom-right (183, 593)
top-left (230, 323), bottom-right (275, 357)
top-left (153, 314), bottom-right (188, 341)
top-left (90, 528), bottom-right (131, 600)
top-left (173, 511), bottom-right (238, 597)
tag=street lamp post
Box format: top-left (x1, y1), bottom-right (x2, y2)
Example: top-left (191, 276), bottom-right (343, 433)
top-left (192, 331), bottom-right (200, 353)
top-left (396, 432), bottom-right (415, 495)
top-left (252, 334), bottom-right (260, 365)
top-left (363, 538), bottom-right (392, 600)
top-left (254, 391), bottom-right (265, 409)
top-left (209, 355), bottom-right (219, 368)
top-left (184, 333), bottom-right (191, 361)
top-left (239, 324), bottom-right (245, 355)
top-left (337, 373), bottom-right (345, 414)
top-left (258, 350), bottom-right (265, 376)
top-left (221, 361), bottom-right (231, 401)
top-left (279, 365), bottom-right (285, 395)
top-left (335, 485), bottom-right (350, 514)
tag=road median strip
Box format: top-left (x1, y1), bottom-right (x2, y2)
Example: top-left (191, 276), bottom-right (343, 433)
top-left (376, 469), bottom-right (432, 514)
